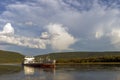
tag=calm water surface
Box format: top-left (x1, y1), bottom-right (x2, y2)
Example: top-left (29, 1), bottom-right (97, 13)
top-left (0, 64), bottom-right (120, 80)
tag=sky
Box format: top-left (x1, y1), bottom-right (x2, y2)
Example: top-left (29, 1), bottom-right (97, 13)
top-left (0, 0), bottom-right (120, 55)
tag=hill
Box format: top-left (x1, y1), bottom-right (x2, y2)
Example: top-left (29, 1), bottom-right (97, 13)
top-left (0, 50), bottom-right (24, 63)
top-left (36, 52), bottom-right (120, 63)
top-left (36, 52), bottom-right (120, 59)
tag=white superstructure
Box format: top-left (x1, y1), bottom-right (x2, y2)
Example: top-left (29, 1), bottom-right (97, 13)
top-left (24, 56), bottom-right (35, 64)
top-left (23, 56), bottom-right (56, 68)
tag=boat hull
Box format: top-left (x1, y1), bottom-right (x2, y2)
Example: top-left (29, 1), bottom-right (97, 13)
top-left (22, 63), bottom-right (55, 68)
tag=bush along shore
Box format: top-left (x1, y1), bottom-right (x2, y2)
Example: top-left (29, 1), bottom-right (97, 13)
top-left (36, 52), bottom-right (120, 64)
top-left (56, 55), bottom-right (120, 64)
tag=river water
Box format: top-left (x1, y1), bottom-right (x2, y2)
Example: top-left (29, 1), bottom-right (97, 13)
top-left (0, 64), bottom-right (120, 80)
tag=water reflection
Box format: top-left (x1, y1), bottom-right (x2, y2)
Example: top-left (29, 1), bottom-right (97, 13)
top-left (23, 65), bottom-right (75, 80)
top-left (22, 64), bottom-right (120, 80)
top-left (23, 66), bottom-right (56, 80)
top-left (1, 64), bottom-right (120, 80)
top-left (24, 66), bottom-right (34, 75)
top-left (56, 64), bottom-right (120, 71)
top-left (0, 65), bottom-right (22, 75)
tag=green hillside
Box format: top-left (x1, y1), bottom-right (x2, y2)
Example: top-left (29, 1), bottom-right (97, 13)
top-left (0, 50), bottom-right (24, 63)
top-left (36, 52), bottom-right (120, 59)
top-left (36, 52), bottom-right (120, 63)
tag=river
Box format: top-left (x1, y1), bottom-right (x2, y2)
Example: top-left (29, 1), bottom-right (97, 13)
top-left (0, 64), bottom-right (120, 80)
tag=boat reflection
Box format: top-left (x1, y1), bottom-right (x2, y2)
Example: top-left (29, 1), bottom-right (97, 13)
top-left (24, 66), bottom-right (35, 75)
top-left (23, 65), bottom-right (56, 80)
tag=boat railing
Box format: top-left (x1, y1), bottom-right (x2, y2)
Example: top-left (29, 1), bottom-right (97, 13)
top-left (24, 56), bottom-right (56, 64)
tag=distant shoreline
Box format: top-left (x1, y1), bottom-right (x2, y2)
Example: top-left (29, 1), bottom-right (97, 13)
top-left (1, 62), bottom-right (120, 66)
top-left (56, 62), bottom-right (120, 65)
top-left (0, 63), bottom-right (21, 66)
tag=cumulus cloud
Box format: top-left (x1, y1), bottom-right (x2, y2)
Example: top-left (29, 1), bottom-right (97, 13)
top-left (0, 23), bottom-right (76, 50)
top-left (40, 32), bottom-right (49, 39)
top-left (0, 23), bottom-right (47, 49)
top-left (0, 23), bottom-right (14, 35)
top-left (45, 23), bottom-right (76, 50)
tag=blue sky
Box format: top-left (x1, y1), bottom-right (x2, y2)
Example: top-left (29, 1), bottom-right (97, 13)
top-left (0, 0), bottom-right (120, 55)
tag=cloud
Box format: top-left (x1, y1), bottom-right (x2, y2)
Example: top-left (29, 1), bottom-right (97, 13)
top-left (0, 23), bottom-right (47, 49)
top-left (45, 23), bottom-right (76, 50)
top-left (95, 28), bottom-right (104, 39)
top-left (0, 23), bottom-right (76, 51)
top-left (110, 29), bottom-right (120, 45)
top-left (94, 28), bottom-right (120, 49)
top-left (0, 23), bottom-right (14, 35)
top-left (106, 29), bottom-right (120, 48)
